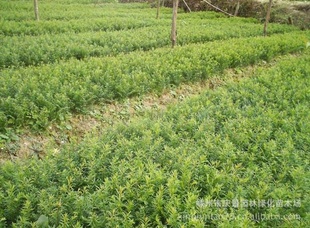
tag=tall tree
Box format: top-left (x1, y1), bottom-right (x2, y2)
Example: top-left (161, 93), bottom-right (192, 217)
top-left (263, 0), bottom-right (273, 36)
top-left (171, 0), bottom-right (179, 48)
top-left (34, 0), bottom-right (39, 21)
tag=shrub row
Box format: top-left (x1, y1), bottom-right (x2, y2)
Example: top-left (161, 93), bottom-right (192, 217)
top-left (0, 32), bottom-right (307, 132)
top-left (0, 1), bottom-right (273, 36)
top-left (0, 19), bottom-right (297, 69)
top-left (0, 15), bottom-right (171, 36)
top-left (0, 2), bottom-right (161, 22)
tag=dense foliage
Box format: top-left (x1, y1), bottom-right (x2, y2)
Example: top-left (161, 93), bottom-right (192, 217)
top-left (1, 0), bottom-right (306, 134)
top-left (0, 0), bottom-right (309, 227)
top-left (0, 20), bottom-right (297, 69)
top-left (0, 32), bottom-right (307, 132)
top-left (0, 50), bottom-right (309, 227)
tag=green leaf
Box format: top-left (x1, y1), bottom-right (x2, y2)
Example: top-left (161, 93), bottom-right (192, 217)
top-left (0, 134), bottom-right (9, 140)
top-left (36, 215), bottom-right (49, 228)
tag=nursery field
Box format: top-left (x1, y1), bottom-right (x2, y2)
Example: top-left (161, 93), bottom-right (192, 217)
top-left (0, 0), bottom-right (309, 227)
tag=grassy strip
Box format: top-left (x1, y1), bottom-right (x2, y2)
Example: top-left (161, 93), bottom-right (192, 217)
top-left (0, 32), bottom-right (308, 133)
top-left (0, 49), bottom-right (309, 227)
